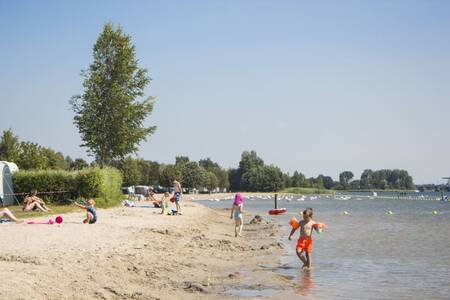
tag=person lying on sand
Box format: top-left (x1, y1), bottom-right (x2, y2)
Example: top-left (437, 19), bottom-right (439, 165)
top-left (0, 208), bottom-right (22, 223)
top-left (23, 189), bottom-right (51, 212)
top-left (73, 198), bottom-right (97, 224)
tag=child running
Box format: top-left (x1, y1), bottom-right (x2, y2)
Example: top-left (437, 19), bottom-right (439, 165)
top-left (230, 193), bottom-right (244, 237)
top-left (288, 207), bottom-right (318, 270)
top-left (73, 198), bottom-right (97, 224)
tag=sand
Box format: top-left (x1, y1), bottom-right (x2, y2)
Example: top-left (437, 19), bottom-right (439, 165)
top-left (0, 197), bottom-right (289, 299)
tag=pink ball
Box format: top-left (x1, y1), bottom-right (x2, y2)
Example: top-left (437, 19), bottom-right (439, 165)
top-left (55, 216), bottom-right (63, 224)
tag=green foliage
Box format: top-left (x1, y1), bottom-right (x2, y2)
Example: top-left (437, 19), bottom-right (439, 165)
top-left (180, 161), bottom-right (208, 190)
top-left (12, 167), bottom-right (122, 207)
top-left (339, 171), bottom-right (354, 189)
top-left (356, 169), bottom-right (414, 190)
top-left (113, 157), bottom-right (142, 186)
top-left (17, 142), bottom-right (49, 170)
top-left (71, 23), bottom-right (156, 166)
top-left (70, 158), bottom-right (89, 170)
top-left (206, 171), bottom-right (219, 192)
top-left (199, 158), bottom-right (229, 190)
top-left (41, 148), bottom-right (67, 169)
top-left (260, 165), bottom-right (284, 192)
top-left (0, 129), bottom-right (91, 172)
top-left (138, 160), bottom-right (160, 185)
top-left (0, 129), bottom-right (20, 162)
top-left (229, 151), bottom-right (284, 192)
top-left (159, 165), bottom-right (181, 187)
top-left (291, 171), bottom-right (307, 187)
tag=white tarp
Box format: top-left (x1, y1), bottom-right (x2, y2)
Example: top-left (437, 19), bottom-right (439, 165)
top-left (0, 161), bottom-right (18, 206)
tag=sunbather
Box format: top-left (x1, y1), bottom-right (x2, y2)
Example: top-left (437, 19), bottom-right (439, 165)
top-left (23, 190), bottom-right (51, 212)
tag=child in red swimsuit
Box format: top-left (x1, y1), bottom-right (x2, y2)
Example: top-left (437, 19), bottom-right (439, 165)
top-left (288, 208), bottom-right (318, 269)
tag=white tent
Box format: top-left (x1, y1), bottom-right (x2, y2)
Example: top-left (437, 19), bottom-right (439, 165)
top-left (0, 161), bottom-right (19, 206)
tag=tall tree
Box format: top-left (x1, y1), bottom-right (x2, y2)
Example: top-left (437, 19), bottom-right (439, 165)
top-left (17, 142), bottom-right (48, 170)
top-left (181, 161), bottom-right (208, 190)
top-left (70, 158), bottom-right (89, 170)
top-left (339, 171), bottom-right (354, 189)
top-left (0, 129), bottom-right (20, 162)
top-left (71, 23), bottom-right (156, 166)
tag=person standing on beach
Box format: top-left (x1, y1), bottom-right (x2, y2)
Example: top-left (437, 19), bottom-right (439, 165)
top-left (230, 193), bottom-right (244, 237)
top-left (172, 179), bottom-right (182, 215)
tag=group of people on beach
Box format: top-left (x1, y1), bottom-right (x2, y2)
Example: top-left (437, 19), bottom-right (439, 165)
top-left (0, 188), bottom-right (97, 225)
top-left (0, 189), bottom-right (53, 223)
top-left (147, 179), bottom-right (183, 215)
top-left (2, 180), bottom-right (320, 269)
top-left (229, 193), bottom-right (322, 269)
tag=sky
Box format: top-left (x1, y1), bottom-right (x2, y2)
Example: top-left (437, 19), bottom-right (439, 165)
top-left (0, 0), bottom-right (449, 184)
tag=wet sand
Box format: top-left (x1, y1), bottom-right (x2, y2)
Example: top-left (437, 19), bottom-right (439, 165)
top-left (0, 199), bottom-right (289, 299)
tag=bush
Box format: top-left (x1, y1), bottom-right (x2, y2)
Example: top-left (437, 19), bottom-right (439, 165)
top-left (12, 167), bottom-right (123, 207)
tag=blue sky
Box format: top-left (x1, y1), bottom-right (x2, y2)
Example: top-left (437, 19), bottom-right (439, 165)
top-left (1, 0), bottom-right (449, 184)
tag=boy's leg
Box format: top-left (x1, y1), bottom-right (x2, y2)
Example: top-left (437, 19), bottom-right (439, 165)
top-left (86, 212), bottom-right (94, 223)
top-left (83, 212), bottom-right (90, 224)
top-left (305, 252), bottom-right (312, 269)
top-left (296, 248), bottom-right (307, 266)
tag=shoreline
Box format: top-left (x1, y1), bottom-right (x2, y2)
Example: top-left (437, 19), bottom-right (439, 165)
top-left (0, 199), bottom-right (291, 299)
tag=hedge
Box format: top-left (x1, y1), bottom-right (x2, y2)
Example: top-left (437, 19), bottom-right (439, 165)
top-left (12, 167), bottom-right (123, 207)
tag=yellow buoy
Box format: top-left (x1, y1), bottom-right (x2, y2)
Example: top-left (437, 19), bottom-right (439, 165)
top-left (387, 210), bottom-right (393, 215)
top-left (343, 211), bottom-right (349, 215)
top-left (432, 210), bottom-right (439, 215)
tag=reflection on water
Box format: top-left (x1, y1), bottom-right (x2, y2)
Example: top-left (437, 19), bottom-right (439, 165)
top-left (201, 195), bottom-right (450, 299)
top-left (296, 269), bottom-right (314, 296)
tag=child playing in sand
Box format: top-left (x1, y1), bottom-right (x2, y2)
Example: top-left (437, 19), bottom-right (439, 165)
top-left (230, 193), bottom-right (244, 237)
top-left (288, 208), bottom-right (318, 270)
top-left (160, 192), bottom-right (170, 214)
top-left (73, 198), bottom-right (97, 224)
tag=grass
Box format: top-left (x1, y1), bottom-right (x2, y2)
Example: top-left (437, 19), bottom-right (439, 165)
top-left (4, 195), bottom-right (125, 220)
top-left (281, 187), bottom-right (336, 195)
top-left (5, 204), bottom-right (80, 220)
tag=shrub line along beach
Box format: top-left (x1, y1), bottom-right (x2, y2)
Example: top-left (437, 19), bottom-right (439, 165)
top-left (0, 195), bottom-right (294, 299)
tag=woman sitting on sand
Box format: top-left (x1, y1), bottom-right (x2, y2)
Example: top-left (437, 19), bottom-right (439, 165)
top-left (22, 189), bottom-right (51, 212)
top-left (147, 189), bottom-right (161, 208)
top-left (0, 208), bottom-right (21, 222)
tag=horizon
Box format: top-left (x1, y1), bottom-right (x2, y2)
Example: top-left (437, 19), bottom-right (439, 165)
top-left (1, 1), bottom-right (449, 184)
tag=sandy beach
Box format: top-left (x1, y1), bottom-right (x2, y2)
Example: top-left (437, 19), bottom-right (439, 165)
top-left (0, 197), bottom-right (288, 299)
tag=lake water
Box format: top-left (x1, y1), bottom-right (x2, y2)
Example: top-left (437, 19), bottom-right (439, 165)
top-left (200, 194), bottom-right (450, 299)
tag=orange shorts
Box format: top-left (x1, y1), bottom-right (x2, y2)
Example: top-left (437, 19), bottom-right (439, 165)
top-left (296, 236), bottom-right (313, 253)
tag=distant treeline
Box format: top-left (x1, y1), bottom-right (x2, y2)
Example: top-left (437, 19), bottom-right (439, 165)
top-left (416, 184), bottom-right (449, 192)
top-left (0, 130), bottom-right (415, 192)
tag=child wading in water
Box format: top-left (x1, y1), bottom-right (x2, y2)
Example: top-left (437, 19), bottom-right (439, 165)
top-left (230, 193), bottom-right (244, 237)
top-left (73, 198), bottom-right (97, 224)
top-left (289, 208), bottom-right (318, 270)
